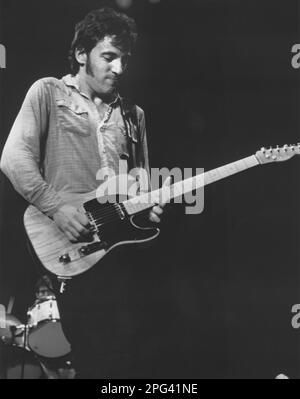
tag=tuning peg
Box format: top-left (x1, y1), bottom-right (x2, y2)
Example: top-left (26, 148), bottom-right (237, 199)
top-left (271, 155), bottom-right (277, 160)
top-left (260, 147), bottom-right (266, 152)
top-left (276, 145), bottom-right (280, 152)
top-left (265, 154), bottom-right (271, 159)
top-left (269, 147), bottom-right (273, 153)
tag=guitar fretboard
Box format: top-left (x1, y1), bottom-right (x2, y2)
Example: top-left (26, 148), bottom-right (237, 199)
top-left (123, 155), bottom-right (259, 216)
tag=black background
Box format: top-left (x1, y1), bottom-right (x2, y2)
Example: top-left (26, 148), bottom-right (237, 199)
top-left (0, 0), bottom-right (299, 379)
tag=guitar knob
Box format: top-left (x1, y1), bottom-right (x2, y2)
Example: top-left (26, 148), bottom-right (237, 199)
top-left (59, 254), bottom-right (71, 264)
top-left (79, 246), bottom-right (89, 256)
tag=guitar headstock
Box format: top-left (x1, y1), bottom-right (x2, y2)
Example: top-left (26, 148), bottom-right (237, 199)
top-left (255, 144), bottom-right (300, 165)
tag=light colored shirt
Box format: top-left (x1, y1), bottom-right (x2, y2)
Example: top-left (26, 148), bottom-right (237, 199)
top-left (0, 75), bottom-right (149, 217)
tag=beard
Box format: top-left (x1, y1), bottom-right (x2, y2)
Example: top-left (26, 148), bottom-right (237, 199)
top-left (85, 55), bottom-right (118, 100)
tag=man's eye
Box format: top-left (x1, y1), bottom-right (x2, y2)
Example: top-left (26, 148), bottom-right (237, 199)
top-left (103, 55), bottom-right (114, 62)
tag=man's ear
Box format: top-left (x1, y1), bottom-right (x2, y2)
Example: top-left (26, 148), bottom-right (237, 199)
top-left (75, 48), bottom-right (87, 66)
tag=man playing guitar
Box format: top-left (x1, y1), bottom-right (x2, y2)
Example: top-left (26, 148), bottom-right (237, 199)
top-left (0, 7), bottom-right (168, 378)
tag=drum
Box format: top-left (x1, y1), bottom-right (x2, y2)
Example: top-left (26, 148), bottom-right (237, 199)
top-left (27, 297), bottom-right (71, 358)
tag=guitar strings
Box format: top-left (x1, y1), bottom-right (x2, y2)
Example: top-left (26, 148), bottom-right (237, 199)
top-left (90, 204), bottom-right (149, 226)
top-left (87, 205), bottom-right (125, 225)
top-left (85, 186), bottom-right (162, 222)
top-left (87, 201), bottom-right (153, 222)
top-left (86, 204), bottom-right (123, 219)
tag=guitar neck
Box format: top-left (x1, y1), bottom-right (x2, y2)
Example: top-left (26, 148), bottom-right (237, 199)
top-left (123, 155), bottom-right (259, 216)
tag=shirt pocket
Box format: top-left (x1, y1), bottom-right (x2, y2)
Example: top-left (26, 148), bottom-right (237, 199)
top-left (56, 98), bottom-right (90, 136)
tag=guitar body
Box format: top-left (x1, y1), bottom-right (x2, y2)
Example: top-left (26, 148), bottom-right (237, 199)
top-left (24, 191), bottom-right (160, 278)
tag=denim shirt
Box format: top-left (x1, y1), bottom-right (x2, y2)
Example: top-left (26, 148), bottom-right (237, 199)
top-left (0, 75), bottom-right (149, 217)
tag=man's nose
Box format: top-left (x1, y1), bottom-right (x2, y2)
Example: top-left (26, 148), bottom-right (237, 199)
top-left (111, 58), bottom-right (124, 75)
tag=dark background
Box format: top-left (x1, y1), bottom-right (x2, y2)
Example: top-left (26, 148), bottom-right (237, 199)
top-left (0, 0), bottom-right (299, 378)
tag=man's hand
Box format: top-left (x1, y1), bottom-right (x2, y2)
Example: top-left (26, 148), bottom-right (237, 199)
top-left (149, 176), bottom-right (172, 223)
top-left (53, 204), bottom-right (93, 243)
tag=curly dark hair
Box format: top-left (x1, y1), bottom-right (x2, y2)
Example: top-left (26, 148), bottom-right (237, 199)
top-left (69, 7), bottom-right (138, 75)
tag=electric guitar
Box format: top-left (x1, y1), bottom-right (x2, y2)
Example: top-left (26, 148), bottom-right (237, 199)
top-left (24, 144), bottom-right (300, 278)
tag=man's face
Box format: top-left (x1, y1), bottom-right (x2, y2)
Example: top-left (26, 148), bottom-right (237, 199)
top-left (36, 285), bottom-right (52, 300)
top-left (83, 36), bottom-right (130, 97)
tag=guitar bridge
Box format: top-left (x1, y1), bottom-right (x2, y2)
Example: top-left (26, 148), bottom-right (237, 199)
top-left (58, 242), bottom-right (108, 265)
top-left (78, 242), bottom-right (108, 256)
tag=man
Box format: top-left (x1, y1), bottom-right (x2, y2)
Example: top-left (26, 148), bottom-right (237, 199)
top-left (34, 275), bottom-right (55, 301)
top-left (1, 7), bottom-right (168, 378)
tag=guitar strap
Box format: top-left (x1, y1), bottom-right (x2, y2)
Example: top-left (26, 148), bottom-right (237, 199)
top-left (120, 97), bottom-right (141, 172)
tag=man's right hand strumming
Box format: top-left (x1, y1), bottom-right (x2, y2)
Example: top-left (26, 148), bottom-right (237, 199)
top-left (52, 204), bottom-right (94, 243)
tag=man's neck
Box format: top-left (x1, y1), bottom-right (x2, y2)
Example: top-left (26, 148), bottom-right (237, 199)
top-left (75, 73), bottom-right (117, 105)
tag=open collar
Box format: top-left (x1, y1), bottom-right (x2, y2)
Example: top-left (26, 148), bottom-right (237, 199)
top-left (62, 74), bottom-right (121, 106)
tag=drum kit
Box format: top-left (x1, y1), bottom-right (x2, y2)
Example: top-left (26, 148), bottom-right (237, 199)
top-left (0, 296), bottom-right (73, 379)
